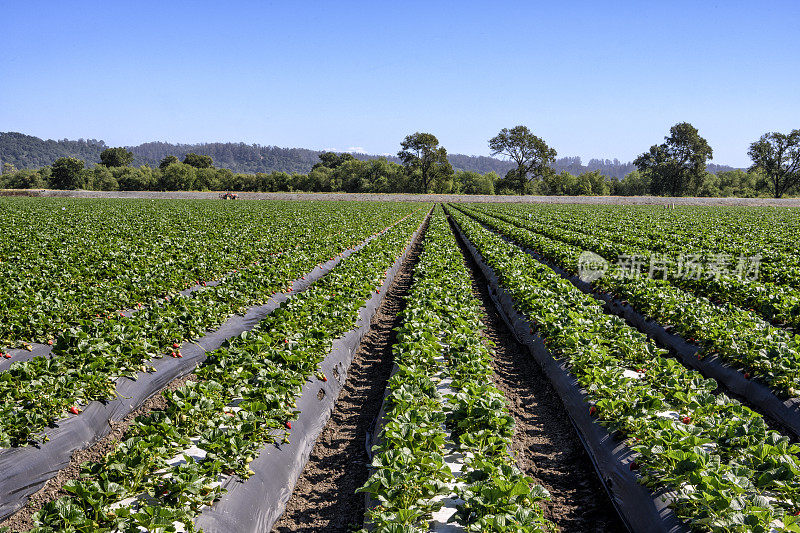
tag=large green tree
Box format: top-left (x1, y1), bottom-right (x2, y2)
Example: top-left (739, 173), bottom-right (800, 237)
top-left (489, 126), bottom-right (557, 194)
top-left (182, 153), bottom-right (214, 169)
top-left (99, 147), bottom-right (134, 167)
top-left (455, 170), bottom-right (495, 195)
top-left (116, 167), bottom-right (157, 191)
top-left (634, 122), bottom-right (713, 197)
top-left (160, 162), bottom-right (196, 190)
top-left (159, 155), bottom-right (179, 170)
top-left (312, 151), bottom-right (356, 171)
top-left (50, 157), bottom-right (85, 189)
top-left (613, 170), bottom-right (650, 196)
top-left (748, 130), bottom-right (800, 198)
top-left (397, 132), bottom-right (453, 193)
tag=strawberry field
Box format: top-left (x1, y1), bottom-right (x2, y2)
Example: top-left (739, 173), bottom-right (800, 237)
top-left (1, 197), bottom-right (799, 533)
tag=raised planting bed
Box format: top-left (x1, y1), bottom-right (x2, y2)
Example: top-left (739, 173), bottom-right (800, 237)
top-left (362, 207), bottom-right (552, 532)
top-left (8, 209), bottom-right (429, 532)
top-left (447, 205), bottom-right (800, 533)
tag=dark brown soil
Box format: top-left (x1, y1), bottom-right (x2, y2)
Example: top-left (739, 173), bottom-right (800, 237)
top-left (449, 215), bottom-right (626, 533)
top-left (0, 374), bottom-right (197, 532)
top-left (272, 218), bottom-right (428, 532)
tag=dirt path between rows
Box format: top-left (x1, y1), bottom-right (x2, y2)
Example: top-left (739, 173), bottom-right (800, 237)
top-left (449, 215), bottom-right (626, 533)
top-left (272, 218), bottom-right (428, 532)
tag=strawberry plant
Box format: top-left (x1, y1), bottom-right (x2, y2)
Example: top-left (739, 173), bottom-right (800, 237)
top-left (360, 209), bottom-right (553, 532)
top-left (0, 198), bottom-right (417, 347)
top-left (0, 203), bottom-right (421, 447)
top-left (448, 206), bottom-right (800, 532)
top-left (482, 202), bottom-right (800, 289)
top-left (21, 208), bottom-right (429, 532)
top-left (454, 204), bottom-right (800, 400)
top-left (475, 203), bottom-right (800, 331)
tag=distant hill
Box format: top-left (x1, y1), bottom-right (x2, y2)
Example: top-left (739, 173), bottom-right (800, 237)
top-left (0, 132), bottom-right (325, 174)
top-left (0, 132), bottom-right (735, 178)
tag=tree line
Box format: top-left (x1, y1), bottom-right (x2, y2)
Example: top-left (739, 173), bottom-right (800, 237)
top-left (0, 132), bottom-right (647, 178)
top-left (1, 125), bottom-right (798, 197)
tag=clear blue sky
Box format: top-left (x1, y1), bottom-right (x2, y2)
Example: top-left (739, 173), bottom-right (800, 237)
top-left (1, 1), bottom-right (798, 167)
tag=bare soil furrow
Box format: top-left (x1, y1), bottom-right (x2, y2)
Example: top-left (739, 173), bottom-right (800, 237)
top-left (448, 214), bottom-right (626, 533)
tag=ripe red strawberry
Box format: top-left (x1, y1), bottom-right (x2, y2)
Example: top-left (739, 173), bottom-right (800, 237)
top-left (681, 416), bottom-right (691, 424)
top-left (629, 460), bottom-right (639, 471)
top-left (322, 375), bottom-right (328, 382)
top-left (173, 342), bottom-right (180, 349)
top-left (285, 421), bottom-right (292, 429)
top-left (3, 353), bottom-right (11, 359)
top-left (69, 406), bottom-right (80, 415)
top-left (743, 372), bottom-right (751, 379)
top-left (589, 405), bottom-right (597, 416)
top-left (171, 351), bottom-right (177, 357)
top-left (47, 340), bottom-right (53, 346)
top-left (177, 352), bottom-right (183, 358)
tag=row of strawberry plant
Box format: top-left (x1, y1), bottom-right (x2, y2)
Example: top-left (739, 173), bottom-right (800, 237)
top-left (478, 204), bottom-right (800, 330)
top-left (0, 206), bottom-right (422, 448)
top-left (437, 209), bottom-right (552, 533)
top-left (10, 209), bottom-right (429, 533)
top-left (486, 203), bottom-right (800, 289)
top-left (0, 198), bottom-right (304, 345)
top-left (447, 206), bottom-right (800, 532)
top-left (0, 228), bottom-right (339, 367)
top-left (530, 204), bottom-right (800, 274)
top-left (0, 198), bottom-right (416, 346)
top-left (0, 205), bottom-right (373, 365)
top-left (455, 204), bottom-right (800, 400)
top-left (360, 209), bottom-right (552, 532)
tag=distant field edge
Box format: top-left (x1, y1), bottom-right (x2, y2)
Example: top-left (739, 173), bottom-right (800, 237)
top-left (2, 189), bottom-right (800, 206)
